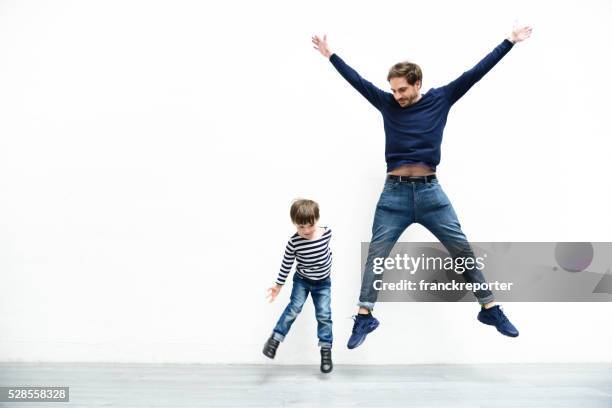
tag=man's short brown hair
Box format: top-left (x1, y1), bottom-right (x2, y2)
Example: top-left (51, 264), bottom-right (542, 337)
top-left (387, 61), bottom-right (422, 85)
top-left (290, 199), bottom-right (320, 225)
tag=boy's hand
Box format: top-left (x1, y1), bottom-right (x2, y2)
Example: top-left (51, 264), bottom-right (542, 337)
top-left (266, 284), bottom-right (282, 303)
top-left (312, 34), bottom-right (332, 59)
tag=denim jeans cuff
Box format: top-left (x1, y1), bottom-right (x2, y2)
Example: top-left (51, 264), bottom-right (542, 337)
top-left (357, 301), bottom-right (375, 311)
top-left (476, 294), bottom-right (496, 305)
top-left (272, 332), bottom-right (285, 342)
top-left (318, 341), bottom-right (332, 349)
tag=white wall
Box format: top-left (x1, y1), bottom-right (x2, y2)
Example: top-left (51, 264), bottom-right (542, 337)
top-left (0, 0), bottom-right (611, 364)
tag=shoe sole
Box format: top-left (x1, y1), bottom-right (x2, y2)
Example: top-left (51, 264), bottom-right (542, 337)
top-left (497, 329), bottom-right (519, 338)
top-left (478, 315), bottom-right (519, 337)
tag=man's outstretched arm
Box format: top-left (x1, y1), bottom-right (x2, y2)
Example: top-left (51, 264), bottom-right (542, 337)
top-left (312, 34), bottom-right (387, 110)
top-left (441, 24), bottom-right (533, 105)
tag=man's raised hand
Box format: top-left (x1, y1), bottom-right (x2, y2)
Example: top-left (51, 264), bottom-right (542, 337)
top-left (312, 34), bottom-right (332, 59)
top-left (509, 23), bottom-right (533, 44)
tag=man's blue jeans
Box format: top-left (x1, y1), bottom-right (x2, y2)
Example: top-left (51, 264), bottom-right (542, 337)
top-left (359, 176), bottom-right (495, 311)
top-left (272, 272), bottom-right (333, 348)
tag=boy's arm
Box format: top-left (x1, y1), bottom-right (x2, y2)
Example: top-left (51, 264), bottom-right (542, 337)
top-left (312, 34), bottom-right (388, 110)
top-left (440, 24), bottom-right (532, 105)
top-left (275, 240), bottom-right (296, 286)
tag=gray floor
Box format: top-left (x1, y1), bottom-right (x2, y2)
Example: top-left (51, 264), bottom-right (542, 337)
top-left (1, 362), bottom-right (611, 407)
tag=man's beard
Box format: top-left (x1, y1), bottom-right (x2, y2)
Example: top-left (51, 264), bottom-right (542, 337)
top-left (399, 94), bottom-right (417, 106)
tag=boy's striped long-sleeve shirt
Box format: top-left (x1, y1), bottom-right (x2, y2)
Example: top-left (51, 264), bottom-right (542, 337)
top-left (276, 227), bottom-right (332, 285)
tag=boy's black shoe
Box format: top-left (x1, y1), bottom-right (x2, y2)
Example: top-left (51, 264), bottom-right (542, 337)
top-left (320, 347), bottom-right (333, 373)
top-left (263, 335), bottom-right (280, 359)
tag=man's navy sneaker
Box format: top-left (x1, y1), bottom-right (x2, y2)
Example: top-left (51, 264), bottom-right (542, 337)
top-left (347, 313), bottom-right (379, 349)
top-left (477, 305), bottom-right (519, 337)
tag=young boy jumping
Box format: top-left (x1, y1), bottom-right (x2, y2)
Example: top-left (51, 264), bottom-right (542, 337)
top-left (263, 199), bottom-right (334, 373)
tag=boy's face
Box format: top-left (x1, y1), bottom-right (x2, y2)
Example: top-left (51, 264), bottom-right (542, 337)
top-left (295, 223), bottom-right (317, 239)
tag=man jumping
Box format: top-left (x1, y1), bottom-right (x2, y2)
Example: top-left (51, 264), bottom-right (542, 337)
top-left (312, 24), bottom-right (532, 349)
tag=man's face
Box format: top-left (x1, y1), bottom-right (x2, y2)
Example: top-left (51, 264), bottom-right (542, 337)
top-left (389, 77), bottom-right (422, 108)
top-left (295, 223), bottom-right (316, 239)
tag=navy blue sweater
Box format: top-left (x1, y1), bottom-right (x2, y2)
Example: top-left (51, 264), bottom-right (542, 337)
top-left (329, 39), bottom-right (514, 172)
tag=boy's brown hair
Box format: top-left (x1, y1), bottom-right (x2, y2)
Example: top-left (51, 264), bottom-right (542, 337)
top-left (290, 199), bottom-right (320, 225)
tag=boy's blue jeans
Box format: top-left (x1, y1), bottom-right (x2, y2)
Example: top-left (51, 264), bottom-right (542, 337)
top-left (358, 176), bottom-right (496, 311)
top-left (272, 272), bottom-right (333, 348)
